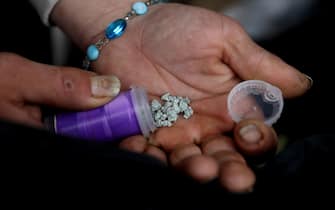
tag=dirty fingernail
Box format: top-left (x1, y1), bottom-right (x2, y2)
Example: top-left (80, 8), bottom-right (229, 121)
top-left (239, 124), bottom-right (261, 144)
top-left (303, 74), bottom-right (314, 90)
top-left (91, 75), bottom-right (121, 98)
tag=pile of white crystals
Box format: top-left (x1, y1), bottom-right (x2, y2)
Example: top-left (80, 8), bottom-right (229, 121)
top-left (150, 93), bottom-right (194, 128)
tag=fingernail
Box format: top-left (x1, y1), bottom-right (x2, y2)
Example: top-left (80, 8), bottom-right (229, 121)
top-left (91, 75), bottom-right (120, 98)
top-left (239, 124), bottom-right (261, 144)
top-left (303, 74), bottom-right (314, 90)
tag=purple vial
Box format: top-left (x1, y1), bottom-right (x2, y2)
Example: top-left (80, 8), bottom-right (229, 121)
top-left (52, 86), bottom-right (156, 141)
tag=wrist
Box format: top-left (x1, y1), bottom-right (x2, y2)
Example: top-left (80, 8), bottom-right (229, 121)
top-left (51, 0), bottom-right (140, 49)
top-left (62, 0), bottom-right (164, 70)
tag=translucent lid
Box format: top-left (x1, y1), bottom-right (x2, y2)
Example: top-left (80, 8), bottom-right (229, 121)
top-left (130, 86), bottom-right (157, 138)
top-left (227, 80), bottom-right (284, 126)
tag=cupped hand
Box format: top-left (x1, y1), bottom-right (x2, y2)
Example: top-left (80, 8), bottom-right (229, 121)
top-left (93, 3), bottom-right (310, 150)
top-left (90, 3), bottom-right (311, 192)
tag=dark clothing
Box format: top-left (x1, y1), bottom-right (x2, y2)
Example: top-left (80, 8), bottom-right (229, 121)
top-left (0, 119), bottom-right (334, 208)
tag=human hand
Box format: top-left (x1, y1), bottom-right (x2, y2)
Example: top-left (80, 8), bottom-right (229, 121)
top-left (92, 3), bottom-right (310, 192)
top-left (51, 2), bottom-right (312, 192)
top-left (120, 119), bottom-right (278, 193)
top-left (0, 53), bottom-right (120, 127)
top-left (88, 3), bottom-right (311, 149)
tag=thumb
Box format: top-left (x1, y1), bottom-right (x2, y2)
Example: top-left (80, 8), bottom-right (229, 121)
top-left (9, 53), bottom-right (120, 110)
top-left (233, 119), bottom-right (278, 165)
top-left (222, 18), bottom-right (312, 98)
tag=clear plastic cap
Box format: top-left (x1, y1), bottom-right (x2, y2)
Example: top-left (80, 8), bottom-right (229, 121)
top-left (227, 80), bottom-right (284, 126)
top-left (130, 86), bottom-right (157, 138)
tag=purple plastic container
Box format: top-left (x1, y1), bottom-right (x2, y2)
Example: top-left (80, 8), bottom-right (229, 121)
top-left (53, 86), bottom-right (156, 141)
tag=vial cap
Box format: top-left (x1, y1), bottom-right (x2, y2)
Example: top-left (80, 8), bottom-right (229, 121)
top-left (227, 80), bottom-right (284, 126)
top-left (130, 86), bottom-right (157, 138)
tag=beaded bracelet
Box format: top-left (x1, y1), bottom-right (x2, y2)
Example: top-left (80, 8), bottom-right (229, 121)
top-left (83, 0), bottom-right (163, 70)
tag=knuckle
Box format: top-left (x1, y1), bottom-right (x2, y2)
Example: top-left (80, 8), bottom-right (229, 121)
top-left (53, 67), bottom-right (77, 96)
top-left (222, 16), bottom-right (247, 39)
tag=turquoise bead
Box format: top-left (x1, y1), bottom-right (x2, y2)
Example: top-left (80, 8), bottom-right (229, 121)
top-left (132, 2), bottom-right (148, 15)
top-left (87, 45), bottom-right (100, 61)
top-left (105, 19), bottom-right (127, 40)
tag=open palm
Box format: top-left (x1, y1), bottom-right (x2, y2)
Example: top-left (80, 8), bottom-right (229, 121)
top-left (93, 3), bottom-right (306, 150)
top-left (79, 3), bottom-right (312, 192)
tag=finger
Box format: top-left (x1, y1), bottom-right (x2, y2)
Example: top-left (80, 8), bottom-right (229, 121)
top-left (212, 151), bottom-right (246, 165)
top-left (234, 119), bottom-right (278, 164)
top-left (221, 17), bottom-right (312, 98)
top-left (144, 145), bottom-right (168, 164)
top-left (201, 137), bottom-right (254, 192)
top-left (201, 136), bottom-right (236, 155)
top-left (1, 53), bottom-right (120, 110)
top-left (201, 136), bottom-right (246, 166)
top-left (119, 136), bottom-right (147, 153)
top-left (169, 144), bottom-right (202, 166)
top-left (24, 105), bottom-right (42, 122)
top-left (0, 102), bottom-right (43, 128)
top-left (219, 161), bottom-right (255, 193)
top-left (169, 144), bottom-right (218, 183)
top-left (175, 155), bottom-right (219, 183)
top-left (119, 136), bottom-right (167, 164)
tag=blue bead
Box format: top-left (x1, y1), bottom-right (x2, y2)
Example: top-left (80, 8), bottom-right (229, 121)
top-left (87, 45), bottom-right (100, 61)
top-left (105, 19), bottom-right (127, 40)
top-left (132, 2), bottom-right (148, 15)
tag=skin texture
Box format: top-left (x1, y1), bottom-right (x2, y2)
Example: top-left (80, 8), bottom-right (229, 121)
top-left (89, 4), bottom-right (310, 149)
top-left (76, 4), bottom-right (309, 192)
top-left (0, 53), bottom-right (120, 127)
top-left (25, 0), bottom-right (311, 192)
